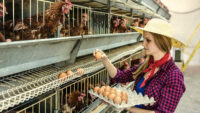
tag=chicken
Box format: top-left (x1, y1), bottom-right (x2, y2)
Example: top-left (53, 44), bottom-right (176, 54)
top-left (70, 13), bottom-right (89, 36)
top-left (1, 0), bottom-right (72, 41)
top-left (60, 81), bottom-right (105, 113)
top-left (61, 91), bottom-right (86, 113)
top-left (0, 3), bottom-right (7, 17)
top-left (0, 3), bottom-right (10, 42)
top-left (60, 11), bottom-right (89, 37)
top-left (110, 15), bottom-right (120, 33)
top-left (118, 18), bottom-right (129, 33)
top-left (119, 62), bottom-right (130, 71)
top-left (0, 32), bottom-right (5, 42)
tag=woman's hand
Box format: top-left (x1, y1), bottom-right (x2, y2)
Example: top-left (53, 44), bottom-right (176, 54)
top-left (93, 49), bottom-right (108, 61)
top-left (93, 49), bottom-right (117, 78)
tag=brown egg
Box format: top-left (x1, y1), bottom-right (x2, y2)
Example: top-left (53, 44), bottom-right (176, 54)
top-left (76, 68), bottom-right (85, 76)
top-left (115, 91), bottom-right (122, 97)
top-left (114, 96), bottom-right (122, 105)
top-left (121, 96), bottom-right (128, 104)
top-left (58, 73), bottom-right (67, 81)
top-left (108, 93), bottom-right (116, 100)
top-left (101, 86), bottom-right (106, 90)
top-left (94, 86), bottom-right (100, 92)
top-left (95, 51), bottom-right (102, 60)
top-left (110, 88), bottom-right (116, 94)
top-left (66, 70), bottom-right (74, 78)
top-left (109, 90), bottom-right (115, 94)
top-left (98, 87), bottom-right (105, 94)
top-left (111, 88), bottom-right (117, 91)
top-left (103, 91), bottom-right (110, 97)
top-left (121, 91), bottom-right (128, 98)
top-left (104, 86), bottom-right (111, 92)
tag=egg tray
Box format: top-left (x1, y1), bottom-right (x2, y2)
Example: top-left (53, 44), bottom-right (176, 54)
top-left (89, 85), bottom-right (155, 109)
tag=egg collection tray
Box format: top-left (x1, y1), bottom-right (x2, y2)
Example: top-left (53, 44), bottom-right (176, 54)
top-left (89, 85), bottom-right (155, 109)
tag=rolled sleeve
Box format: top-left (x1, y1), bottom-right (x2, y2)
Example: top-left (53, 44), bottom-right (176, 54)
top-left (112, 67), bottom-right (137, 83)
top-left (154, 70), bottom-right (185, 113)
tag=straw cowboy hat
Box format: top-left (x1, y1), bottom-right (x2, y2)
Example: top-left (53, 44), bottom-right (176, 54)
top-left (130, 18), bottom-right (185, 48)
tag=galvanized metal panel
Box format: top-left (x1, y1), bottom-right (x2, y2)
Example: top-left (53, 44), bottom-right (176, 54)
top-left (140, 0), bottom-right (159, 12)
top-left (77, 32), bottom-right (140, 56)
top-left (0, 36), bottom-right (82, 77)
top-left (157, 7), bottom-right (166, 17)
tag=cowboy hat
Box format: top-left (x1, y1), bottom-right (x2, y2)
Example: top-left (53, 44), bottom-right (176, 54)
top-left (130, 18), bottom-right (185, 48)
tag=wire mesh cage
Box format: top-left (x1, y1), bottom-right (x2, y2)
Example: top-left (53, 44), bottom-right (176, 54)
top-left (0, 43), bottom-right (144, 113)
top-left (0, 0), bottom-right (141, 42)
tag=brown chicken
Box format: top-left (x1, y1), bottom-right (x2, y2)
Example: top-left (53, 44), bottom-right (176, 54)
top-left (60, 81), bottom-right (104, 113)
top-left (0, 3), bottom-right (9, 42)
top-left (1, 0), bottom-right (72, 41)
top-left (70, 13), bottom-right (89, 36)
top-left (60, 11), bottom-right (89, 37)
top-left (110, 15), bottom-right (120, 33)
top-left (118, 18), bottom-right (129, 33)
top-left (61, 91), bottom-right (86, 113)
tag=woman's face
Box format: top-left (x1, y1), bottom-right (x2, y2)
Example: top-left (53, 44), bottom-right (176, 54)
top-left (142, 32), bottom-right (160, 55)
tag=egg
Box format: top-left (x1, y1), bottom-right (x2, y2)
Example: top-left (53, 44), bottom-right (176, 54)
top-left (58, 73), bottom-right (67, 81)
top-left (76, 68), bottom-right (85, 76)
top-left (121, 91), bottom-right (128, 98)
top-left (98, 87), bottom-right (105, 94)
top-left (101, 86), bottom-right (106, 90)
top-left (108, 93), bottom-right (116, 100)
top-left (95, 51), bottom-right (102, 60)
top-left (66, 70), bottom-right (74, 78)
top-left (115, 91), bottom-right (122, 97)
top-left (94, 86), bottom-right (100, 92)
top-left (104, 86), bottom-right (111, 92)
top-left (103, 91), bottom-right (110, 97)
top-left (114, 96), bottom-right (122, 105)
top-left (111, 88), bottom-right (117, 91)
top-left (110, 88), bottom-right (116, 94)
top-left (121, 96), bottom-right (128, 104)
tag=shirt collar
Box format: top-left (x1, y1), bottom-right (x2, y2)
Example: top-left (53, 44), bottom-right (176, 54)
top-left (159, 57), bottom-right (174, 72)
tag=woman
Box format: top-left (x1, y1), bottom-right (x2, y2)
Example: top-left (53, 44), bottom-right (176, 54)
top-left (94, 18), bottom-right (185, 113)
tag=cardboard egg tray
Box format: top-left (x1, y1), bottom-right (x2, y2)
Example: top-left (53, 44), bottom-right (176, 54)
top-left (89, 85), bottom-right (155, 109)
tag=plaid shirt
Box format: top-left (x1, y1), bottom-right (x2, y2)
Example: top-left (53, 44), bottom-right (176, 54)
top-left (112, 58), bottom-right (185, 113)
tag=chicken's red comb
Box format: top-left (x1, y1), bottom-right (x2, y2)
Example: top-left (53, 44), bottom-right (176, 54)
top-left (65, 0), bottom-right (72, 7)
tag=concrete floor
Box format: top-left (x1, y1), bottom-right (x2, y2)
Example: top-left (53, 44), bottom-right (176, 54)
top-left (175, 66), bottom-right (200, 113)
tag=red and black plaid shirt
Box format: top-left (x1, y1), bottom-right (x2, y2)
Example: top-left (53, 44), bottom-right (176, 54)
top-left (112, 58), bottom-right (186, 113)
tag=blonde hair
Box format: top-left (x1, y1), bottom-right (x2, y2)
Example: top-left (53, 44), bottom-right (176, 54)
top-left (133, 32), bottom-right (172, 79)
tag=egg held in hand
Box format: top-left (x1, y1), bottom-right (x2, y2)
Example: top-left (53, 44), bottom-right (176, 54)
top-left (95, 51), bottom-right (102, 60)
